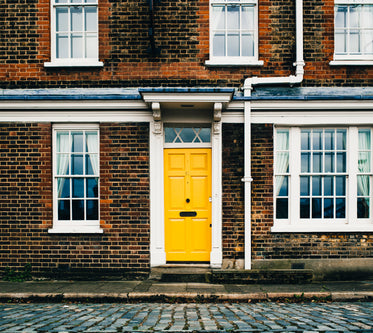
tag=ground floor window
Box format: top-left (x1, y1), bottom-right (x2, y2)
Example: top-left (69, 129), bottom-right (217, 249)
top-left (274, 126), bottom-right (373, 232)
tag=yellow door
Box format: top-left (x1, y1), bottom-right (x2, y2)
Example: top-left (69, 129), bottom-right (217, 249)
top-left (164, 149), bottom-right (212, 262)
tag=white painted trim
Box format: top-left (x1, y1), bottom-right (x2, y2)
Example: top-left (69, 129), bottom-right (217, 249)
top-left (205, 60), bottom-right (264, 67)
top-left (141, 92), bottom-right (233, 103)
top-left (164, 143), bottom-right (212, 148)
top-left (48, 227), bottom-right (104, 234)
top-left (44, 61), bottom-right (104, 68)
top-left (221, 112), bottom-right (245, 123)
top-left (271, 225), bottom-right (373, 232)
top-left (330, 60), bottom-right (373, 66)
top-left (250, 101), bottom-right (373, 110)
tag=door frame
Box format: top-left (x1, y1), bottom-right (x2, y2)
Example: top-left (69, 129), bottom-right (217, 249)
top-left (149, 118), bottom-right (223, 268)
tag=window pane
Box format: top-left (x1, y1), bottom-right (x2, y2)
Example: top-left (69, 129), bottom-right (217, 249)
top-left (86, 154), bottom-right (97, 175)
top-left (86, 178), bottom-right (98, 198)
top-left (336, 176), bottom-right (346, 196)
top-left (85, 7), bottom-right (97, 31)
top-left (165, 128), bottom-right (177, 143)
top-left (71, 6), bottom-right (83, 31)
top-left (350, 6), bottom-right (359, 28)
top-left (242, 34), bottom-right (254, 57)
top-left (335, 32), bottom-right (346, 54)
top-left (58, 200), bottom-right (70, 220)
top-left (277, 176), bottom-right (288, 196)
top-left (300, 198), bottom-right (310, 218)
top-left (335, 6), bottom-right (347, 28)
top-left (57, 154), bottom-right (70, 175)
top-left (301, 130), bottom-right (311, 150)
top-left (300, 176), bottom-right (310, 196)
top-left (325, 152), bottom-right (335, 173)
top-left (86, 200), bottom-right (98, 220)
top-left (56, 7), bottom-right (68, 32)
top-left (301, 152), bottom-right (310, 173)
top-left (312, 198), bottom-right (322, 218)
top-left (72, 34), bottom-right (83, 58)
top-left (227, 5), bottom-right (239, 29)
top-left (179, 128), bottom-right (196, 143)
top-left (349, 31), bottom-right (360, 53)
top-left (336, 198), bottom-right (346, 218)
top-left (213, 33), bottom-right (225, 56)
top-left (72, 154), bottom-right (84, 174)
top-left (358, 198), bottom-right (370, 218)
top-left (357, 175), bottom-right (370, 196)
top-left (312, 176), bottom-right (321, 196)
top-left (57, 132), bottom-right (70, 152)
top-left (86, 35), bottom-right (98, 58)
top-left (72, 178), bottom-right (84, 198)
top-left (199, 128), bottom-right (211, 142)
top-left (86, 131), bottom-right (98, 152)
top-left (313, 152), bottom-right (322, 172)
top-left (324, 130), bottom-right (334, 150)
top-left (56, 34), bottom-right (69, 58)
top-left (276, 198), bottom-right (288, 219)
top-left (241, 6), bottom-right (254, 29)
top-left (72, 132), bottom-right (84, 152)
top-left (313, 130), bottom-right (323, 150)
top-left (337, 152), bottom-right (346, 172)
top-left (324, 176), bottom-right (333, 196)
top-left (212, 6), bottom-right (225, 30)
top-left (359, 129), bottom-right (371, 149)
top-left (324, 198), bottom-right (334, 218)
top-left (227, 33), bottom-right (240, 56)
top-left (57, 178), bottom-right (70, 198)
top-left (358, 152), bottom-right (371, 172)
top-left (336, 130), bottom-right (346, 150)
top-left (72, 200), bottom-right (84, 220)
top-left (362, 30), bottom-right (373, 54)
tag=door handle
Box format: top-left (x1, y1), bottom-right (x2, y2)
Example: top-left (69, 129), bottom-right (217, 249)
top-left (179, 211), bottom-right (197, 217)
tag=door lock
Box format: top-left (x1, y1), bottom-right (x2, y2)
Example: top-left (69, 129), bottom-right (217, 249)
top-left (186, 198), bottom-right (190, 203)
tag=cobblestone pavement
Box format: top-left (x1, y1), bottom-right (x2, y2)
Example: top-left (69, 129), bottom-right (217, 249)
top-left (0, 302), bottom-right (373, 332)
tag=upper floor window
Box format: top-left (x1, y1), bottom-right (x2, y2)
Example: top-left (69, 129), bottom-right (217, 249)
top-left (45, 0), bottom-right (103, 67)
top-left (206, 0), bottom-right (263, 66)
top-left (332, 0), bottom-right (373, 64)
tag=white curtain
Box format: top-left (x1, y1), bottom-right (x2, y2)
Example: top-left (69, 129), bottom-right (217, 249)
top-left (357, 130), bottom-right (371, 197)
top-left (57, 133), bottom-right (71, 197)
top-left (276, 131), bottom-right (289, 196)
top-left (86, 132), bottom-right (98, 175)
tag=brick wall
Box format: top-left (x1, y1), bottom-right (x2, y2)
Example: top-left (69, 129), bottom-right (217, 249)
top-left (0, 122), bottom-right (150, 277)
top-left (0, 0), bottom-right (371, 88)
top-left (251, 124), bottom-right (373, 260)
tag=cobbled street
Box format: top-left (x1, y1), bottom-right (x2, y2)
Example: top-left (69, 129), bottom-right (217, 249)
top-left (0, 302), bottom-right (372, 332)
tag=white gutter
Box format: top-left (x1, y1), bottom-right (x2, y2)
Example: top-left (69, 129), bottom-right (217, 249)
top-left (242, 0), bottom-right (305, 270)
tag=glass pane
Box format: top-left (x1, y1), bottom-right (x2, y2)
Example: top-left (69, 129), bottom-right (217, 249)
top-left (72, 154), bottom-right (83, 174)
top-left (324, 130), bottom-right (334, 150)
top-left (325, 152), bottom-right (334, 173)
top-left (227, 5), bottom-right (239, 29)
top-left (212, 6), bottom-right (225, 30)
top-left (336, 130), bottom-right (346, 150)
top-left (278, 176), bottom-right (288, 196)
top-left (72, 132), bottom-right (83, 152)
top-left (55, 0), bottom-right (68, 3)
top-left (312, 130), bottom-right (323, 150)
top-left (72, 178), bottom-right (84, 198)
top-left (324, 198), bottom-right (334, 218)
top-left (276, 130), bottom-right (289, 150)
top-left (227, 33), bottom-right (240, 56)
top-left (56, 34), bottom-right (69, 58)
top-left (165, 128), bottom-right (177, 143)
top-left (324, 176), bottom-right (333, 196)
top-left (57, 154), bottom-right (70, 175)
top-left (213, 33), bottom-right (225, 56)
top-left (358, 198), bottom-right (370, 218)
top-left (242, 34), bottom-right (254, 57)
top-left (85, 131), bottom-right (98, 152)
top-left (85, 154), bottom-right (97, 175)
top-left (336, 176), bottom-right (346, 196)
top-left (85, 7), bottom-right (97, 31)
top-left (71, 6), bottom-right (83, 31)
top-left (57, 178), bottom-right (70, 198)
top-left (358, 152), bottom-right (371, 172)
top-left (199, 128), bottom-right (211, 142)
top-left (300, 176), bottom-right (310, 196)
top-left (301, 130), bottom-right (310, 150)
top-left (335, 6), bottom-right (347, 28)
top-left (86, 178), bottom-right (98, 198)
top-left (301, 152), bottom-right (310, 173)
top-left (300, 198), bottom-right (310, 218)
top-left (312, 198), bottom-right (322, 218)
top-left (241, 6), bottom-right (254, 29)
top-left (312, 176), bottom-right (321, 196)
top-left (58, 200), bottom-right (70, 220)
top-left (349, 31), bottom-right (360, 53)
top-left (336, 198), bottom-right (346, 218)
top-left (86, 35), bottom-right (97, 58)
top-left (179, 128), bottom-right (195, 143)
top-left (276, 198), bottom-right (288, 219)
top-left (72, 34), bottom-right (83, 58)
top-left (362, 30), bottom-right (373, 54)
top-left (86, 200), bottom-right (98, 220)
top-left (72, 200), bottom-right (84, 220)
top-left (359, 129), bottom-right (371, 150)
top-left (313, 152), bottom-right (322, 173)
top-left (56, 7), bottom-right (68, 32)
top-left (57, 132), bottom-right (70, 152)
top-left (337, 152), bottom-right (346, 172)
top-left (335, 32), bottom-right (346, 54)
top-left (350, 6), bottom-right (359, 28)
top-left (357, 175), bottom-right (370, 196)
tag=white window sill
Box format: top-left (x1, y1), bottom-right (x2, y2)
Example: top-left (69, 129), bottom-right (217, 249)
top-left (205, 59), bottom-right (264, 67)
top-left (272, 222), bottom-right (373, 233)
top-left (44, 60), bottom-right (104, 68)
top-left (48, 225), bottom-right (103, 234)
top-left (330, 60), bottom-right (373, 66)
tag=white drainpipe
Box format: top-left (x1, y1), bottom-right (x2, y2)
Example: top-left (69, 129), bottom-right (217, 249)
top-left (242, 0), bottom-right (305, 270)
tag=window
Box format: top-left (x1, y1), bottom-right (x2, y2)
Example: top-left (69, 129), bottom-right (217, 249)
top-left (50, 124), bottom-right (102, 233)
top-left (206, 0), bottom-right (263, 66)
top-left (274, 127), bottom-right (373, 232)
top-left (45, 0), bottom-right (103, 67)
top-left (332, 0), bottom-right (373, 64)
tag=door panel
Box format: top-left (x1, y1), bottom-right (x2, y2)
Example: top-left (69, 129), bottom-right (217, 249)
top-left (164, 149), bottom-right (212, 262)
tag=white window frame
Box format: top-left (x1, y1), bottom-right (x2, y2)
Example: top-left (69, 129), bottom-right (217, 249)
top-left (273, 126), bottom-right (373, 232)
top-left (205, 0), bottom-right (263, 66)
top-left (331, 0), bottom-right (373, 65)
top-left (49, 123), bottom-right (102, 234)
top-left (44, 0), bottom-right (103, 68)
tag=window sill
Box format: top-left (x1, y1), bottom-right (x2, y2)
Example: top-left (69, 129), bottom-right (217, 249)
top-left (330, 60), bottom-right (373, 66)
top-left (48, 226), bottom-right (103, 234)
top-left (272, 223), bottom-right (373, 233)
top-left (44, 60), bottom-right (104, 68)
top-left (205, 59), bottom-right (264, 67)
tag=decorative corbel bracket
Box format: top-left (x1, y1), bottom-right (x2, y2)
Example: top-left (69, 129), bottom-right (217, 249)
top-left (152, 102), bottom-right (162, 135)
top-left (213, 102), bottom-right (222, 134)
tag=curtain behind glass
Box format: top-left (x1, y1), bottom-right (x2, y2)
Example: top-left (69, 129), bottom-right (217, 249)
top-left (57, 132), bottom-right (72, 197)
top-left (358, 130), bottom-right (371, 197)
top-left (276, 131), bottom-right (289, 196)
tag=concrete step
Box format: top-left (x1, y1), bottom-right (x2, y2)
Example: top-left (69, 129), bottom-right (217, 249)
top-left (149, 266), bottom-right (314, 284)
